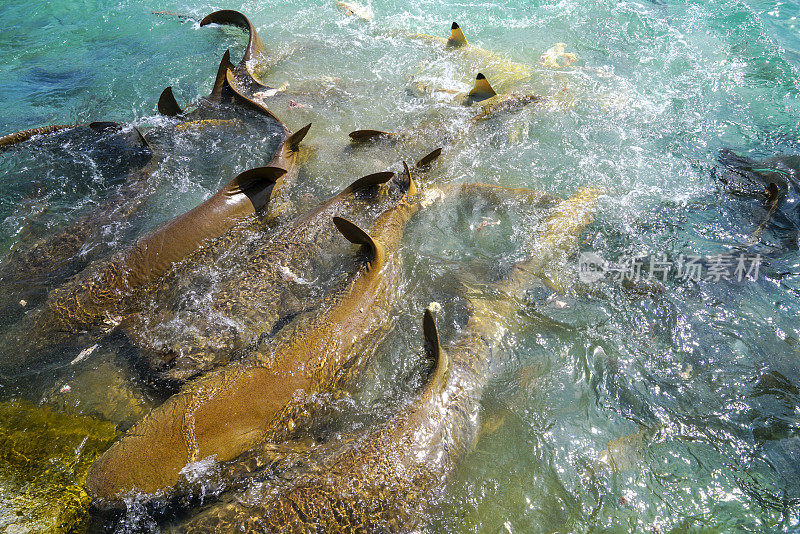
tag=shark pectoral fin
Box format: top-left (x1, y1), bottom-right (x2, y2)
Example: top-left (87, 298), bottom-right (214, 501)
top-left (340, 171), bottom-right (395, 196)
top-left (210, 50), bottom-right (236, 99)
top-left (447, 22), bottom-right (468, 47)
top-left (333, 217), bottom-right (384, 265)
top-left (200, 10), bottom-right (266, 62)
top-left (415, 147), bottom-right (443, 170)
top-left (287, 123), bottom-right (312, 151)
top-left (349, 129), bottom-right (396, 143)
top-left (467, 73), bottom-right (497, 104)
top-left (422, 308), bottom-right (448, 386)
top-left (158, 86), bottom-right (184, 116)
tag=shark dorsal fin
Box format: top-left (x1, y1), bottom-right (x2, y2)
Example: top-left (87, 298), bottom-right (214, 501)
top-left (200, 10), bottom-right (266, 63)
top-left (333, 217), bottom-right (384, 265)
top-left (447, 22), bottom-right (468, 47)
top-left (389, 161), bottom-right (415, 197)
top-left (232, 166), bottom-right (286, 191)
top-left (210, 50), bottom-right (236, 99)
top-left (230, 166), bottom-right (286, 211)
top-left (422, 308), bottom-right (448, 386)
top-left (287, 123), bottom-right (311, 152)
top-left (129, 127), bottom-right (152, 151)
top-left (416, 147), bottom-right (443, 169)
top-left (467, 73), bottom-right (497, 103)
top-left (341, 171), bottom-right (395, 195)
top-left (423, 308), bottom-right (441, 361)
top-left (349, 129), bottom-right (396, 142)
top-left (158, 87), bottom-right (183, 116)
top-left (88, 123), bottom-right (152, 151)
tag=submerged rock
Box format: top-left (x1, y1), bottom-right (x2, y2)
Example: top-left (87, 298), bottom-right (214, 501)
top-left (0, 399), bottom-right (118, 533)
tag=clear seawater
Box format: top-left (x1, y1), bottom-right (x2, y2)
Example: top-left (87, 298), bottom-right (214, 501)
top-left (1, 0), bottom-right (800, 531)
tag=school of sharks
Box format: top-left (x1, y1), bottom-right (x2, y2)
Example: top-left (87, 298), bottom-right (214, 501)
top-left (0, 3), bottom-right (798, 533)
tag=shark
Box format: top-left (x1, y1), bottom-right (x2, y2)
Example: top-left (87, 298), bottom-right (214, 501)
top-left (123, 150), bottom-right (440, 383)
top-left (86, 165), bottom-right (427, 501)
top-left (405, 22), bottom-right (534, 92)
top-left (0, 124), bottom-right (155, 323)
top-left (172, 186), bottom-right (601, 532)
top-left (717, 149), bottom-right (800, 248)
top-left (0, 152), bottom-right (294, 369)
top-left (349, 72), bottom-right (543, 149)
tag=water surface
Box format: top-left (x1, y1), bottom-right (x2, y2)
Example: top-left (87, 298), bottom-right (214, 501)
top-left (1, 0), bottom-right (800, 531)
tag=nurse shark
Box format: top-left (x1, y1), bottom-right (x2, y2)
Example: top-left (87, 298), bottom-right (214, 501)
top-left (174, 186), bottom-right (601, 532)
top-left (86, 166), bottom-right (425, 501)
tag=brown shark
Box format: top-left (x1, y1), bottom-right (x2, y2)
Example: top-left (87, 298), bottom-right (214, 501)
top-left (175, 187), bottom-right (601, 532)
top-left (0, 124), bottom-right (155, 322)
top-left (349, 72), bottom-right (542, 148)
top-left (404, 22), bottom-right (534, 92)
top-left (123, 150), bottom-right (440, 383)
top-left (0, 160), bottom-right (289, 369)
top-left (86, 168), bottom-right (425, 501)
top-left (122, 168), bottom-right (395, 381)
top-left (156, 49), bottom-right (283, 127)
top-left (0, 51), bottom-right (289, 323)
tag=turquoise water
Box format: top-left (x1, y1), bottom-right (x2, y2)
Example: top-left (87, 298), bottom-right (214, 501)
top-left (2, 0), bottom-right (800, 531)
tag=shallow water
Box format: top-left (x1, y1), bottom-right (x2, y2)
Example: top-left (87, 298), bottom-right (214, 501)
top-left (2, 0), bottom-right (800, 531)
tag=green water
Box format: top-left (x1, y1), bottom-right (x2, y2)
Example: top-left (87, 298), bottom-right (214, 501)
top-left (1, 0), bottom-right (800, 531)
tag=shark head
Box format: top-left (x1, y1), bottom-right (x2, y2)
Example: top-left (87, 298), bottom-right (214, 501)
top-left (716, 149), bottom-right (792, 201)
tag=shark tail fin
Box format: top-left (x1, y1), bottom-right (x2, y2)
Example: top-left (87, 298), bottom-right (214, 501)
top-left (158, 87), bottom-right (183, 116)
top-left (223, 68), bottom-right (284, 125)
top-left (415, 147), bottom-right (443, 169)
top-left (468, 73), bottom-right (497, 102)
top-left (422, 307), bottom-right (448, 387)
top-left (447, 22), bottom-right (468, 47)
top-left (349, 129), bottom-right (397, 143)
top-left (341, 171), bottom-right (395, 196)
top-left (210, 50), bottom-right (236, 99)
top-left (200, 10), bottom-right (266, 62)
top-left (287, 123), bottom-right (311, 152)
top-left (334, 217), bottom-right (385, 265)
